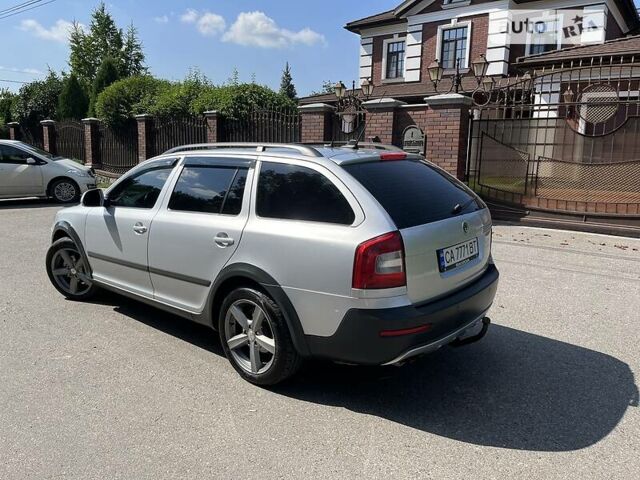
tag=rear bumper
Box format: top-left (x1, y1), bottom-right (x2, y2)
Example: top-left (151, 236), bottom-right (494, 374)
top-left (305, 263), bottom-right (499, 365)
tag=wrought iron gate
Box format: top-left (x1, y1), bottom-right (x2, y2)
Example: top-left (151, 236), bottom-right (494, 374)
top-left (469, 57), bottom-right (640, 216)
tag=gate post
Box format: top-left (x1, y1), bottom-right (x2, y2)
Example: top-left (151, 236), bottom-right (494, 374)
top-left (135, 114), bottom-right (153, 162)
top-left (40, 120), bottom-right (57, 155)
top-left (298, 103), bottom-right (334, 143)
top-left (204, 111), bottom-right (223, 143)
top-left (423, 93), bottom-right (473, 180)
top-left (362, 98), bottom-right (406, 145)
top-left (7, 122), bottom-right (20, 140)
top-left (82, 118), bottom-right (101, 169)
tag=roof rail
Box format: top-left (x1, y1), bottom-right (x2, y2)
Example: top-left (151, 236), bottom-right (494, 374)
top-left (163, 143), bottom-right (323, 157)
top-left (306, 141), bottom-right (402, 152)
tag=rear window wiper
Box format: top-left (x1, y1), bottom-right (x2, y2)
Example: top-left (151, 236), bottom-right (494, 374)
top-left (451, 198), bottom-right (478, 215)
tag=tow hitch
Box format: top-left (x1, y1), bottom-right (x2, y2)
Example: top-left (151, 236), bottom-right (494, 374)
top-left (450, 317), bottom-right (491, 348)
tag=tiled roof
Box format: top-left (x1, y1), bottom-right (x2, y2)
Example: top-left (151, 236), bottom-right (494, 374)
top-left (517, 35), bottom-right (640, 66)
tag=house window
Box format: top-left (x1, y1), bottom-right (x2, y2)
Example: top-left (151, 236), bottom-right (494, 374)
top-left (441, 26), bottom-right (468, 69)
top-left (527, 18), bottom-right (560, 56)
top-left (385, 40), bottom-right (405, 79)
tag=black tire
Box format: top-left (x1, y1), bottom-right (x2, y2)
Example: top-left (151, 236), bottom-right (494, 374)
top-left (46, 237), bottom-right (98, 301)
top-left (50, 178), bottom-right (80, 204)
top-left (219, 287), bottom-right (302, 386)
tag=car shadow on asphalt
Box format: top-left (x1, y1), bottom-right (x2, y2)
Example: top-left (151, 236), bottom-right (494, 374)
top-left (0, 198), bottom-right (64, 209)
top-left (93, 291), bottom-right (638, 453)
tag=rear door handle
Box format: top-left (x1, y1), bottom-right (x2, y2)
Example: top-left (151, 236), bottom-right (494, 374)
top-left (133, 222), bottom-right (148, 235)
top-left (214, 233), bottom-right (235, 247)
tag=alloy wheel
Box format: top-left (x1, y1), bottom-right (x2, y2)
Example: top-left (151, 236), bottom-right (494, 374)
top-left (50, 247), bottom-right (92, 296)
top-left (54, 182), bottom-right (77, 203)
top-left (224, 299), bottom-right (276, 375)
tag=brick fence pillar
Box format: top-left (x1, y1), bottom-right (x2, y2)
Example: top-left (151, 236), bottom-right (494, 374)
top-left (7, 122), bottom-right (20, 140)
top-left (82, 118), bottom-right (101, 169)
top-left (362, 98), bottom-right (406, 145)
top-left (135, 114), bottom-right (152, 162)
top-left (204, 111), bottom-right (222, 143)
top-left (298, 103), bottom-right (334, 143)
top-left (423, 93), bottom-right (472, 180)
top-left (40, 120), bottom-right (57, 155)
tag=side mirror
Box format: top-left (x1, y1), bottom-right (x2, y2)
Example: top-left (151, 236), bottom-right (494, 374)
top-left (81, 188), bottom-right (105, 207)
top-left (26, 157), bottom-right (37, 165)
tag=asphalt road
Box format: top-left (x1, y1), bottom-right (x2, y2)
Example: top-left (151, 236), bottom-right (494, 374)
top-left (1, 199), bottom-right (639, 480)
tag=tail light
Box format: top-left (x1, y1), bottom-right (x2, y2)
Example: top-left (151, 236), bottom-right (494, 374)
top-left (353, 231), bottom-right (406, 289)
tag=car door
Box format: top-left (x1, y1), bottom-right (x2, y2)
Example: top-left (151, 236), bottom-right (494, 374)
top-left (85, 158), bottom-right (178, 298)
top-left (0, 144), bottom-right (44, 196)
top-left (147, 156), bottom-right (254, 312)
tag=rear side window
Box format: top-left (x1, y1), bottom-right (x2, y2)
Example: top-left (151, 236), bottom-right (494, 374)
top-left (169, 166), bottom-right (248, 215)
top-left (257, 162), bottom-right (355, 225)
top-left (344, 160), bottom-right (482, 229)
top-left (108, 167), bottom-right (173, 209)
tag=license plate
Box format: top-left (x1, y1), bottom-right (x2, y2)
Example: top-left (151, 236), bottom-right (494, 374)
top-left (437, 238), bottom-right (479, 273)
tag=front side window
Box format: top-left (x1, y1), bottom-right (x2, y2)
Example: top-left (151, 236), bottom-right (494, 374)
top-left (257, 162), bottom-right (355, 225)
top-left (0, 145), bottom-right (32, 164)
top-left (108, 167), bottom-right (173, 209)
top-left (441, 26), bottom-right (468, 69)
top-left (169, 166), bottom-right (248, 215)
top-left (385, 41), bottom-right (405, 79)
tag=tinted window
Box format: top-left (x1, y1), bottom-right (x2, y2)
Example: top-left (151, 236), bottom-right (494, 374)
top-left (108, 167), bottom-right (173, 209)
top-left (257, 162), bottom-right (355, 225)
top-left (169, 166), bottom-right (247, 215)
top-left (0, 145), bottom-right (32, 164)
top-left (344, 160), bottom-right (482, 229)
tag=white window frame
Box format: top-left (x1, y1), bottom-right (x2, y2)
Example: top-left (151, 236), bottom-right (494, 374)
top-left (381, 35), bottom-right (407, 83)
top-left (525, 12), bottom-right (564, 57)
top-left (435, 20), bottom-right (472, 70)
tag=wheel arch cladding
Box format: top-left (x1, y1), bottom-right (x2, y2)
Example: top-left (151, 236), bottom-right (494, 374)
top-left (51, 221), bottom-right (92, 275)
top-left (209, 263), bottom-right (311, 357)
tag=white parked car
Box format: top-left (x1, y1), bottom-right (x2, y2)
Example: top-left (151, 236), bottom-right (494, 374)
top-left (0, 140), bottom-right (96, 203)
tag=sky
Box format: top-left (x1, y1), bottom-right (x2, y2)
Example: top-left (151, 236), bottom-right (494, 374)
top-left (0, 0), bottom-right (396, 96)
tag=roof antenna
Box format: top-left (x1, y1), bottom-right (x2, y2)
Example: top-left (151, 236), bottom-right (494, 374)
top-left (351, 88), bottom-right (387, 150)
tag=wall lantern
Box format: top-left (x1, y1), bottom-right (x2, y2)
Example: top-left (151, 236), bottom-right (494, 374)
top-left (334, 81), bottom-right (347, 100)
top-left (471, 54), bottom-right (489, 79)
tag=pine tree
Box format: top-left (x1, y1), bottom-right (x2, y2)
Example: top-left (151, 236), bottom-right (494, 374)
top-left (68, 2), bottom-right (145, 83)
top-left (279, 62), bottom-right (297, 100)
top-left (58, 74), bottom-right (89, 120)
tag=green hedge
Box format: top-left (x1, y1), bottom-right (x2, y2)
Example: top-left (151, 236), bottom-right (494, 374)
top-left (95, 73), bottom-right (296, 126)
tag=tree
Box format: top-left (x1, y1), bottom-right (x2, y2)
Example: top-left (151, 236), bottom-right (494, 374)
top-left (122, 24), bottom-right (146, 77)
top-left (89, 57), bottom-right (120, 115)
top-left (311, 80), bottom-right (334, 96)
top-left (0, 89), bottom-right (16, 125)
top-left (68, 2), bottom-right (145, 83)
top-left (11, 71), bottom-right (63, 126)
top-left (58, 74), bottom-right (89, 120)
top-left (279, 62), bottom-right (297, 100)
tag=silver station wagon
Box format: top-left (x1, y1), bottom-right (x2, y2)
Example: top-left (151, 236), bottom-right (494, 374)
top-left (46, 143), bottom-right (499, 385)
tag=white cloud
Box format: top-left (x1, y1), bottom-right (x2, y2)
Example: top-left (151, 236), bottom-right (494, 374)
top-left (222, 11), bottom-right (325, 49)
top-left (19, 19), bottom-right (81, 43)
top-left (196, 13), bottom-right (226, 36)
top-left (0, 66), bottom-right (44, 75)
top-left (154, 15), bottom-right (169, 24)
top-left (180, 8), bottom-right (199, 24)
top-left (180, 9), bottom-right (225, 36)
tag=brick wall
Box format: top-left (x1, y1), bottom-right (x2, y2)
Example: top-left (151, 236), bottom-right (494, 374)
top-left (424, 104), bottom-right (470, 178)
top-left (365, 109), bottom-right (396, 144)
top-left (300, 111), bottom-right (332, 143)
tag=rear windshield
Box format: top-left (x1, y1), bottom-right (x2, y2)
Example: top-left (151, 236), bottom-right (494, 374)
top-left (344, 160), bottom-right (482, 229)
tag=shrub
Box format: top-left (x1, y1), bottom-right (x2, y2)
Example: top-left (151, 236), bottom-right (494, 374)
top-left (95, 75), bottom-right (170, 126)
top-left (58, 74), bottom-right (89, 120)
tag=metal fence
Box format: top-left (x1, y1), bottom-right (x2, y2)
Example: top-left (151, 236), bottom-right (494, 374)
top-left (151, 116), bottom-right (208, 156)
top-left (19, 123), bottom-right (44, 150)
top-left (469, 56), bottom-right (640, 214)
top-left (223, 108), bottom-right (300, 143)
top-left (56, 120), bottom-right (85, 162)
top-left (99, 121), bottom-right (138, 174)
